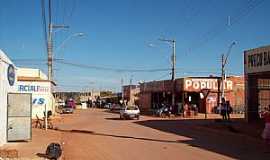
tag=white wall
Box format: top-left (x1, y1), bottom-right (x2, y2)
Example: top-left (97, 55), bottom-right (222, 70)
top-left (17, 68), bottom-right (48, 80)
top-left (0, 50), bottom-right (17, 146)
top-left (16, 81), bottom-right (55, 119)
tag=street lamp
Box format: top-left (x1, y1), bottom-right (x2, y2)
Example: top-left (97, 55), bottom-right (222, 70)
top-left (221, 41), bottom-right (236, 101)
top-left (55, 32), bottom-right (85, 53)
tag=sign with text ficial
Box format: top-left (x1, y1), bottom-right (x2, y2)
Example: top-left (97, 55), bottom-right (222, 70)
top-left (18, 85), bottom-right (49, 93)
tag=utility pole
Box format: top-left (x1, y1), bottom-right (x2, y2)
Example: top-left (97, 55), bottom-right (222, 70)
top-left (47, 0), bottom-right (53, 82)
top-left (220, 42), bottom-right (236, 104)
top-left (158, 38), bottom-right (176, 107)
top-left (47, 0), bottom-right (69, 82)
top-left (121, 78), bottom-right (124, 104)
top-left (221, 54), bottom-right (225, 99)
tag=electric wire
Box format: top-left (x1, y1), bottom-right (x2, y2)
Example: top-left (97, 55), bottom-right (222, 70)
top-left (41, 0), bottom-right (48, 56)
top-left (186, 0), bottom-right (265, 54)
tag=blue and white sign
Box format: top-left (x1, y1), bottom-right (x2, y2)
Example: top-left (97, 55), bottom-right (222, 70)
top-left (33, 98), bottom-right (45, 105)
top-left (18, 85), bottom-right (49, 92)
top-left (7, 64), bottom-right (15, 86)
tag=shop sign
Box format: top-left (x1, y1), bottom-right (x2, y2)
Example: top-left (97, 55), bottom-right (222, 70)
top-left (244, 46), bottom-right (270, 74)
top-left (184, 79), bottom-right (233, 91)
top-left (7, 64), bottom-right (15, 86)
top-left (18, 85), bottom-right (49, 93)
top-left (33, 98), bottom-right (45, 105)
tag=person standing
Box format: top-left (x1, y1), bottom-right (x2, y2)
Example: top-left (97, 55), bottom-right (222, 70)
top-left (221, 98), bottom-right (227, 120)
top-left (226, 101), bottom-right (232, 121)
top-left (262, 106), bottom-right (270, 144)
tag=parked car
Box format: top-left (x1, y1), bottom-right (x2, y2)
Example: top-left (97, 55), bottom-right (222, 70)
top-left (61, 105), bottom-right (74, 114)
top-left (110, 104), bottom-right (122, 112)
top-left (120, 105), bottom-right (140, 120)
top-left (104, 103), bottom-right (112, 109)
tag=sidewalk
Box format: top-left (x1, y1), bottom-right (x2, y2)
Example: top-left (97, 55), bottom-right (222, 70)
top-left (1, 128), bottom-right (62, 159)
top-left (0, 114), bottom-right (64, 160)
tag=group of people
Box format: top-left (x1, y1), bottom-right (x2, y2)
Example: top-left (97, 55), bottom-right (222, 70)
top-left (183, 103), bottom-right (198, 117)
top-left (220, 98), bottom-right (233, 121)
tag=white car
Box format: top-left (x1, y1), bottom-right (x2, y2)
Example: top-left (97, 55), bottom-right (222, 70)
top-left (120, 105), bottom-right (140, 120)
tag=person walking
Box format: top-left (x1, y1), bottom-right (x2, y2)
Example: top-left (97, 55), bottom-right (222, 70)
top-left (221, 98), bottom-right (227, 120)
top-left (226, 101), bottom-right (232, 121)
top-left (262, 106), bottom-right (270, 144)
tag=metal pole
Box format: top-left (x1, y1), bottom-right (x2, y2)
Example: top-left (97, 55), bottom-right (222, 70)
top-left (45, 104), bottom-right (48, 130)
top-left (172, 40), bottom-right (176, 107)
top-left (48, 0), bottom-right (53, 82)
top-left (158, 38), bottom-right (176, 107)
top-left (205, 98), bottom-right (207, 119)
top-left (221, 54), bottom-right (225, 100)
top-left (121, 78), bottom-right (124, 104)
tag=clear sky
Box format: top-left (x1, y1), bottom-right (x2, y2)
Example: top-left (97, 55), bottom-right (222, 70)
top-left (1, 0), bottom-right (270, 92)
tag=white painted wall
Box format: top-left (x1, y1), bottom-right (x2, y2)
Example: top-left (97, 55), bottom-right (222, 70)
top-left (16, 81), bottom-right (55, 119)
top-left (17, 68), bottom-right (48, 80)
top-left (0, 50), bottom-right (17, 146)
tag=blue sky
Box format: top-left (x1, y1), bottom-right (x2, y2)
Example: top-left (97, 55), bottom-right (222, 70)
top-left (1, 0), bottom-right (270, 92)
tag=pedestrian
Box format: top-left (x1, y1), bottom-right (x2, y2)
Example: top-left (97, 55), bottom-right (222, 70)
top-left (226, 101), bottom-right (232, 121)
top-left (87, 98), bottom-right (91, 108)
top-left (221, 98), bottom-right (227, 120)
top-left (261, 106), bottom-right (270, 144)
top-left (183, 103), bottom-right (189, 118)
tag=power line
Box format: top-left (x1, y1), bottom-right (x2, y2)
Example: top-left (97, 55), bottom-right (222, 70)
top-left (41, 0), bottom-right (48, 57)
top-left (56, 60), bottom-right (171, 73)
top-left (186, 0), bottom-right (265, 54)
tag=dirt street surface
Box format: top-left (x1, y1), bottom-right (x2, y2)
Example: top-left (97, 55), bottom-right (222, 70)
top-left (54, 109), bottom-right (270, 160)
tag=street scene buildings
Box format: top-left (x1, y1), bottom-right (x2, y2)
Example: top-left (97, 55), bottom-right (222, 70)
top-left (1, 0), bottom-right (270, 159)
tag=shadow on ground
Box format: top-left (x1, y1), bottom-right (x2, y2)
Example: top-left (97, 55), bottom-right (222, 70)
top-left (53, 128), bottom-right (181, 144)
top-left (105, 117), bottom-right (122, 120)
top-left (134, 118), bottom-right (269, 160)
top-left (36, 153), bottom-right (49, 159)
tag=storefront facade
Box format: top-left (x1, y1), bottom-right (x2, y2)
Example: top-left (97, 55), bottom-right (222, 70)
top-left (16, 68), bottom-right (56, 119)
top-left (123, 85), bottom-right (140, 105)
top-left (0, 50), bottom-right (17, 146)
top-left (244, 45), bottom-right (270, 122)
top-left (139, 76), bottom-right (244, 114)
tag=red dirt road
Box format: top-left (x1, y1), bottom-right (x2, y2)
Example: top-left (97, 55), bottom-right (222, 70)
top-left (56, 109), bottom-right (270, 160)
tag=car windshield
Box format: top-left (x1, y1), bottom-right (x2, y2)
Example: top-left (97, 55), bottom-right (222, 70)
top-left (64, 105), bottom-right (72, 108)
top-left (126, 106), bottom-right (138, 110)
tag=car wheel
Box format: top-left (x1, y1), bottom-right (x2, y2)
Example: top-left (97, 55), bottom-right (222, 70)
top-left (137, 115), bottom-right (140, 120)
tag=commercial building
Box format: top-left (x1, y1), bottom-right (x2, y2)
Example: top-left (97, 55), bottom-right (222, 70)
top-left (123, 85), bottom-right (140, 105)
top-left (139, 76), bottom-right (244, 114)
top-left (16, 68), bottom-right (56, 119)
top-left (54, 90), bottom-right (100, 103)
top-left (244, 45), bottom-right (270, 122)
top-left (0, 50), bottom-right (17, 146)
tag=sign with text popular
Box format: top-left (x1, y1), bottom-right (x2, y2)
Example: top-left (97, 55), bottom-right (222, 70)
top-left (184, 79), bottom-right (233, 92)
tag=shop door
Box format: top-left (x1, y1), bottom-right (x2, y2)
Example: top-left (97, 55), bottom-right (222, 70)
top-left (258, 79), bottom-right (270, 113)
top-left (7, 93), bottom-right (32, 141)
top-left (258, 90), bottom-right (270, 113)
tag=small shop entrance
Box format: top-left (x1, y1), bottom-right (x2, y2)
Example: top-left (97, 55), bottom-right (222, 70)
top-left (151, 92), bottom-right (172, 109)
top-left (185, 92), bottom-right (200, 112)
top-left (247, 75), bottom-right (270, 121)
top-left (258, 79), bottom-right (270, 113)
